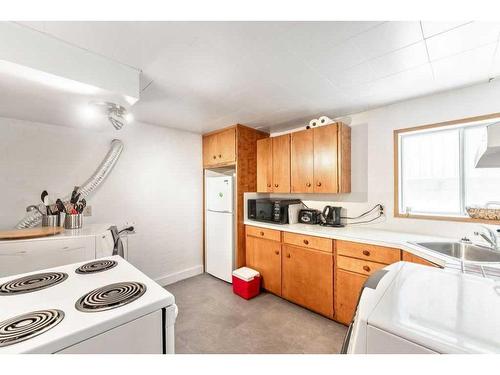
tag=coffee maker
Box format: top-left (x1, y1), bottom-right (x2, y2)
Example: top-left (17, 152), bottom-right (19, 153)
top-left (320, 206), bottom-right (346, 227)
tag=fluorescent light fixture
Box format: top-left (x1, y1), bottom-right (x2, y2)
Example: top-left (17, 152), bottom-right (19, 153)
top-left (0, 59), bottom-right (101, 95)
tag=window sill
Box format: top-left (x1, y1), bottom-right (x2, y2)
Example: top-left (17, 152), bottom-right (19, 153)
top-left (394, 213), bottom-right (500, 225)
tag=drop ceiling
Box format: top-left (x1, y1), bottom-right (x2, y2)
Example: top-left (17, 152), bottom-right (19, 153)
top-left (3, 21), bottom-right (500, 133)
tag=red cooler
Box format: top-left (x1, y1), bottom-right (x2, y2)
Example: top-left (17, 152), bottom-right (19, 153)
top-left (232, 267), bottom-right (261, 300)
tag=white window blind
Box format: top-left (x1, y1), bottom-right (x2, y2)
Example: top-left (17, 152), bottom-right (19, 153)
top-left (399, 122), bottom-right (500, 217)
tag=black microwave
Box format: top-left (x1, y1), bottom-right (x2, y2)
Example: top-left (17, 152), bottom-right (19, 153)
top-left (247, 199), bottom-right (302, 224)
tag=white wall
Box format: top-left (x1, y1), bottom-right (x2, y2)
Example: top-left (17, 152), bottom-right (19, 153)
top-left (268, 80), bottom-right (500, 240)
top-left (0, 116), bottom-right (203, 284)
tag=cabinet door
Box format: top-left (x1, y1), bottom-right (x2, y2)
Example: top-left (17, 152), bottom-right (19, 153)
top-left (0, 237), bottom-right (95, 278)
top-left (203, 134), bottom-right (218, 167)
top-left (256, 138), bottom-right (273, 192)
top-left (216, 128), bottom-right (236, 164)
top-left (335, 269), bottom-right (367, 325)
top-left (313, 124), bottom-right (338, 193)
top-left (272, 134), bottom-right (291, 193)
top-left (402, 251), bottom-right (439, 267)
top-left (291, 129), bottom-right (314, 193)
top-left (282, 245), bottom-right (333, 318)
top-left (245, 235), bottom-right (282, 296)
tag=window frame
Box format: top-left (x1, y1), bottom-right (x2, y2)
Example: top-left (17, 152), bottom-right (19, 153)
top-left (393, 112), bottom-right (500, 225)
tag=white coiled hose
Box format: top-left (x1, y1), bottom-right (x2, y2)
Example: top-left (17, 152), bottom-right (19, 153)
top-left (15, 139), bottom-right (124, 229)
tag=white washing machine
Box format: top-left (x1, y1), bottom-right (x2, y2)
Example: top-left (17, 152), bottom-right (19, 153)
top-left (343, 261), bottom-right (500, 354)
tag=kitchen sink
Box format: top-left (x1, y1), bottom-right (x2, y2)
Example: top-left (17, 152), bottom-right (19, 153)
top-left (414, 242), bottom-right (500, 263)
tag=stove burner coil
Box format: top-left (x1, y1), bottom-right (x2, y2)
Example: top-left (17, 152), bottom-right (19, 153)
top-left (75, 260), bottom-right (118, 274)
top-left (75, 282), bottom-right (146, 312)
top-left (0, 309), bottom-right (64, 347)
top-left (0, 272), bottom-right (68, 295)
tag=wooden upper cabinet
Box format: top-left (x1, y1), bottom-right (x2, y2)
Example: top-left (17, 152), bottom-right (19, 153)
top-left (282, 244), bottom-right (334, 318)
top-left (313, 124), bottom-right (338, 193)
top-left (256, 122), bottom-right (351, 194)
top-left (256, 134), bottom-right (290, 193)
top-left (291, 129), bottom-right (314, 193)
top-left (272, 134), bottom-right (291, 193)
top-left (202, 127), bottom-right (236, 167)
top-left (256, 138), bottom-right (273, 192)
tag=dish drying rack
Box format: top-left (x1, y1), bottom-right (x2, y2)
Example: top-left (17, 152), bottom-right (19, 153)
top-left (447, 260), bottom-right (500, 281)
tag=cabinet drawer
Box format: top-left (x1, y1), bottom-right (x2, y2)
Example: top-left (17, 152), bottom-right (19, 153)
top-left (246, 226), bottom-right (281, 242)
top-left (283, 232), bottom-right (332, 253)
top-left (337, 255), bottom-right (387, 276)
top-left (336, 240), bottom-right (400, 264)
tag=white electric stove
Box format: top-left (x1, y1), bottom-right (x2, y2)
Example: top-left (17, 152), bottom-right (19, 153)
top-left (343, 261), bottom-right (500, 354)
top-left (0, 256), bottom-right (177, 354)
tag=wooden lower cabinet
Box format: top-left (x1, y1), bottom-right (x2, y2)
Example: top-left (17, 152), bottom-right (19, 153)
top-left (402, 251), bottom-right (439, 267)
top-left (245, 235), bottom-right (282, 296)
top-left (334, 269), bottom-right (367, 325)
top-left (282, 244), bottom-right (334, 318)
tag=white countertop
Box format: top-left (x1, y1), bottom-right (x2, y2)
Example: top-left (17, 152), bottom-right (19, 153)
top-left (244, 220), bottom-right (463, 267)
top-left (0, 223), bottom-right (113, 243)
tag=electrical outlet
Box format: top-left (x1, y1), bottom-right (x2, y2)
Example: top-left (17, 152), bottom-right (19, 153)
top-left (83, 205), bottom-right (92, 217)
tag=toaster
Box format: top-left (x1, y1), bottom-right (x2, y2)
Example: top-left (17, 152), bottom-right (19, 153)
top-left (298, 209), bottom-right (321, 224)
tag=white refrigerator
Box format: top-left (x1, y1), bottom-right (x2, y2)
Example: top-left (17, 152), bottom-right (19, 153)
top-left (205, 175), bottom-right (234, 283)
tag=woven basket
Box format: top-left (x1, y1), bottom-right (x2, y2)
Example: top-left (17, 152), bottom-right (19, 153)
top-left (466, 207), bottom-right (500, 221)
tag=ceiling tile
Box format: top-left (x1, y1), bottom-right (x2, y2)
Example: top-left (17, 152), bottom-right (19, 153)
top-left (431, 43), bottom-right (497, 89)
top-left (300, 40), bottom-right (366, 78)
top-left (351, 22), bottom-right (423, 61)
top-left (426, 21), bottom-right (500, 61)
top-left (369, 41), bottom-right (429, 81)
top-left (279, 21), bottom-right (382, 55)
top-left (420, 21), bottom-right (471, 38)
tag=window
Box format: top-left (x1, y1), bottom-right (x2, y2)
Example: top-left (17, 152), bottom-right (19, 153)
top-left (396, 116), bottom-right (500, 219)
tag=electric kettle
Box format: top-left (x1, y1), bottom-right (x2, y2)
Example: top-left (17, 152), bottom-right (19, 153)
top-left (321, 206), bottom-right (345, 227)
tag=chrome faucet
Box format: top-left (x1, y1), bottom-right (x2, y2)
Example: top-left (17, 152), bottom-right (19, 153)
top-left (474, 226), bottom-right (499, 251)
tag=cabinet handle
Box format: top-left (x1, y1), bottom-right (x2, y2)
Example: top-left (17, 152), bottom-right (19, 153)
top-left (212, 155), bottom-right (217, 159)
top-left (274, 184), bottom-right (279, 188)
top-left (363, 265), bottom-right (371, 272)
top-left (306, 182), bottom-right (311, 187)
top-left (267, 184), bottom-right (271, 188)
top-left (286, 254), bottom-right (291, 258)
top-left (303, 239), bottom-right (309, 245)
top-left (316, 181), bottom-right (322, 187)
top-left (218, 154), bottom-right (222, 158)
top-left (362, 250), bottom-right (370, 256)
top-left (274, 250), bottom-right (280, 255)
top-left (260, 231), bottom-right (265, 236)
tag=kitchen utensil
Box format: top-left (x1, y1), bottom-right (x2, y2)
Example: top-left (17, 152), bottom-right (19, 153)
top-left (42, 214), bottom-right (60, 227)
top-left (55, 199), bottom-right (67, 214)
top-left (64, 214), bottom-right (83, 229)
top-left (0, 227), bottom-right (63, 240)
top-left (75, 199), bottom-right (86, 214)
top-left (70, 186), bottom-right (81, 204)
top-left (41, 190), bottom-right (51, 215)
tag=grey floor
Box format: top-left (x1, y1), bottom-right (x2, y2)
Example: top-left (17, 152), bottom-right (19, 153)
top-left (166, 274), bottom-right (347, 354)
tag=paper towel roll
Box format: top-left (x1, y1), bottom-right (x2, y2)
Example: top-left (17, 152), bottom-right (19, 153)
top-left (319, 116), bottom-right (334, 126)
top-left (309, 119), bottom-right (319, 127)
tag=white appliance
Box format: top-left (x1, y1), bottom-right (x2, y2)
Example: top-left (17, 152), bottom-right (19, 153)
top-left (0, 224), bottom-right (126, 278)
top-left (205, 175), bottom-right (234, 283)
top-left (343, 261), bottom-right (500, 354)
top-left (0, 256), bottom-right (177, 353)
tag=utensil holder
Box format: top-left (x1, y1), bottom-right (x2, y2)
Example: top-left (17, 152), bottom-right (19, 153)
top-left (42, 215), bottom-right (60, 227)
top-left (64, 214), bottom-right (83, 229)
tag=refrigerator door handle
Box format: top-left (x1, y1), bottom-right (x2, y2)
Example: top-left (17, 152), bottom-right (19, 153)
top-left (207, 209), bottom-right (233, 214)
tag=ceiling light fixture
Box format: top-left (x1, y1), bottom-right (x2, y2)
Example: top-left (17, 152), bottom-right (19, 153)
top-left (89, 101), bottom-right (133, 130)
